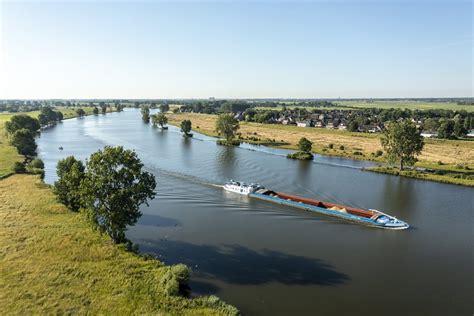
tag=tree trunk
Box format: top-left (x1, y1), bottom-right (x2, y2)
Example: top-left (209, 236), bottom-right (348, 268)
top-left (400, 159), bottom-right (404, 171)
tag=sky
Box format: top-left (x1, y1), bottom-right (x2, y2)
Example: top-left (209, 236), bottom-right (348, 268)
top-left (0, 0), bottom-right (472, 99)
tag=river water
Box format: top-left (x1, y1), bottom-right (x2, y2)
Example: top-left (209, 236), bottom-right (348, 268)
top-left (37, 109), bottom-right (473, 315)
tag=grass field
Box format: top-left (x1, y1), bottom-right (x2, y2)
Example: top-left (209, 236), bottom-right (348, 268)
top-left (167, 113), bottom-right (474, 167)
top-left (0, 108), bottom-right (113, 177)
top-left (255, 100), bottom-right (474, 112)
top-left (0, 175), bottom-right (237, 314)
top-left (334, 100), bottom-right (474, 111)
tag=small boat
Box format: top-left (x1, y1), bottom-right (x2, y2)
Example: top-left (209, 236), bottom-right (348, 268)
top-left (58, 146), bottom-right (63, 150)
top-left (223, 180), bottom-right (409, 230)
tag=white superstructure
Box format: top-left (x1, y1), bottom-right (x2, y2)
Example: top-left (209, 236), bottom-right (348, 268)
top-left (223, 180), bottom-right (262, 195)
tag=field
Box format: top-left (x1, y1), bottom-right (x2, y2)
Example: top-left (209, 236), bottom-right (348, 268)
top-left (167, 113), bottom-right (474, 167)
top-left (0, 175), bottom-right (236, 314)
top-left (255, 100), bottom-right (474, 112)
top-left (334, 100), bottom-right (474, 111)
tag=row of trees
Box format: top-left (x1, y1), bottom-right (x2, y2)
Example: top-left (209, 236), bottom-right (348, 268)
top-left (54, 147), bottom-right (156, 244)
top-left (38, 107), bottom-right (64, 127)
top-left (5, 115), bottom-right (41, 158)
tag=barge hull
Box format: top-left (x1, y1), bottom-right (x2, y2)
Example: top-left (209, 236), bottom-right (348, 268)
top-left (249, 193), bottom-right (392, 229)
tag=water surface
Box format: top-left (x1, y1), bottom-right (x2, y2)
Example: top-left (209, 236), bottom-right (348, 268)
top-left (38, 109), bottom-right (473, 315)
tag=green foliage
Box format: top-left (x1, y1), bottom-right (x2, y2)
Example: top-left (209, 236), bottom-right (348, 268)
top-left (215, 114), bottom-right (239, 142)
top-left (453, 120), bottom-right (467, 138)
top-left (101, 105), bottom-right (107, 114)
top-left (13, 162), bottom-right (26, 174)
top-left (141, 106), bottom-right (150, 123)
top-left (375, 150), bottom-right (383, 157)
top-left (339, 145), bottom-right (345, 150)
top-left (297, 137), bottom-right (312, 153)
top-left (53, 156), bottom-right (85, 212)
top-left (381, 121), bottom-right (424, 170)
top-left (10, 128), bottom-right (37, 157)
top-left (347, 120), bottom-right (359, 132)
top-left (328, 143), bottom-right (334, 149)
top-left (93, 107), bottom-right (99, 115)
top-left (30, 158), bottom-right (44, 169)
top-left (160, 104), bottom-right (170, 113)
top-left (287, 151), bottom-right (314, 160)
top-left (75, 108), bottom-right (86, 117)
top-left (437, 120), bottom-right (454, 139)
top-left (152, 113), bottom-right (168, 128)
top-left (216, 139), bottom-right (240, 146)
top-left (180, 119), bottom-right (192, 135)
top-left (80, 146), bottom-right (156, 244)
top-left (5, 114), bottom-right (40, 135)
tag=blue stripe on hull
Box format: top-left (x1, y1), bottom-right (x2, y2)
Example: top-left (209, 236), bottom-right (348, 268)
top-left (249, 193), bottom-right (384, 228)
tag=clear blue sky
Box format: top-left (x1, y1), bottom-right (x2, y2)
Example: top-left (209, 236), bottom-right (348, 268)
top-left (0, 1), bottom-right (472, 99)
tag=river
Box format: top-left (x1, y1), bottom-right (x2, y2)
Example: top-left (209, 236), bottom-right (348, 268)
top-left (37, 109), bottom-right (473, 315)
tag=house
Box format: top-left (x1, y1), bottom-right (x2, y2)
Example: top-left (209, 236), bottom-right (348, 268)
top-left (314, 121), bottom-right (325, 128)
top-left (296, 120), bottom-right (312, 127)
top-left (338, 123), bottom-right (347, 130)
top-left (421, 132), bottom-right (438, 138)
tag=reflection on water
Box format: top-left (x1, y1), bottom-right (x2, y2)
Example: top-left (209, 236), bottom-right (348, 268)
top-left (37, 109), bottom-right (473, 316)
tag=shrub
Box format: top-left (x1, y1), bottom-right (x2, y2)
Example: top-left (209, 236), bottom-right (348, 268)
top-left (339, 145), bottom-right (345, 150)
top-left (13, 162), bottom-right (26, 174)
top-left (353, 151), bottom-right (363, 156)
top-left (287, 151), bottom-right (314, 160)
top-left (30, 158), bottom-right (44, 169)
top-left (216, 139), bottom-right (240, 146)
top-left (328, 143), bottom-right (334, 149)
top-left (375, 150), bottom-right (383, 157)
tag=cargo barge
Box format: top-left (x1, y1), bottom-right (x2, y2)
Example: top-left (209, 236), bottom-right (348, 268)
top-left (223, 180), bottom-right (409, 230)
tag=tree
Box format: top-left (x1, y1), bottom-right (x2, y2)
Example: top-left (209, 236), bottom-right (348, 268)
top-left (141, 106), bottom-right (150, 123)
top-left (464, 117), bottom-right (472, 130)
top-left (80, 146), bottom-right (156, 243)
top-left (151, 113), bottom-right (168, 128)
top-left (215, 114), bottom-right (239, 142)
top-left (347, 120), bottom-right (359, 132)
top-left (101, 105), bottom-right (107, 114)
top-left (298, 137), bottom-right (312, 153)
top-left (160, 104), bottom-right (170, 113)
top-left (10, 128), bottom-right (37, 157)
top-left (380, 121), bottom-right (424, 170)
top-left (437, 120), bottom-right (455, 139)
top-left (53, 156), bottom-right (85, 212)
top-left (93, 107), bottom-right (99, 115)
top-left (453, 120), bottom-right (467, 138)
top-left (5, 114), bottom-right (40, 135)
top-left (76, 108), bottom-right (86, 118)
top-left (180, 120), bottom-right (192, 136)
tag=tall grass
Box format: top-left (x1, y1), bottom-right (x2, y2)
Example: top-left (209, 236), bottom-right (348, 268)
top-left (0, 175), bottom-right (237, 315)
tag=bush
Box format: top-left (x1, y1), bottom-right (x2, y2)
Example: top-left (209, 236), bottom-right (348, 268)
top-left (339, 145), bottom-right (345, 150)
top-left (30, 158), bottom-right (44, 169)
top-left (217, 139), bottom-right (240, 146)
top-left (13, 162), bottom-right (26, 174)
top-left (353, 151), bottom-right (363, 156)
top-left (375, 150), bottom-right (383, 157)
top-left (328, 143), bottom-right (334, 149)
top-left (287, 151), bottom-right (314, 160)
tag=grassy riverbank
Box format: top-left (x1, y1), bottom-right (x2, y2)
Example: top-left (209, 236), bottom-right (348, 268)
top-left (365, 166), bottom-right (474, 187)
top-left (167, 113), bottom-right (474, 186)
top-left (0, 175), bottom-right (237, 314)
top-left (0, 107), bottom-right (115, 177)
